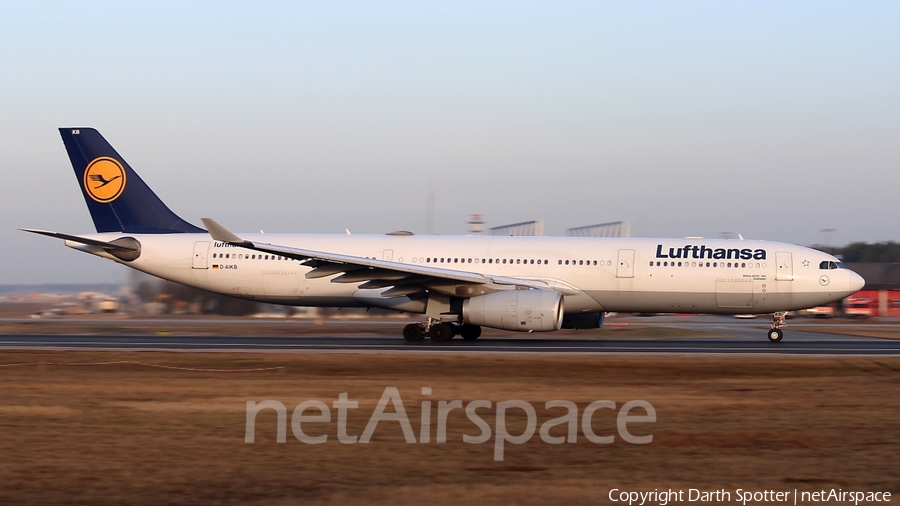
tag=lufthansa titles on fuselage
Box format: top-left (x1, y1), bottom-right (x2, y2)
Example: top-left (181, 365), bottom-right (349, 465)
top-left (656, 244), bottom-right (766, 261)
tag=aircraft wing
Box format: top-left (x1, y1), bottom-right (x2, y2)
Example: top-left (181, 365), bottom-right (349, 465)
top-left (201, 218), bottom-right (551, 297)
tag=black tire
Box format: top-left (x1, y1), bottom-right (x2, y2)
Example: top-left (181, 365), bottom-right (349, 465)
top-left (459, 324), bottom-right (482, 340)
top-left (403, 323), bottom-right (425, 342)
top-left (429, 323), bottom-right (455, 342)
top-left (767, 328), bottom-right (783, 342)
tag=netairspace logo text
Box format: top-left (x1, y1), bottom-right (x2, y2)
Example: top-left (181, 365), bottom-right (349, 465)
top-left (245, 386), bottom-right (656, 461)
top-left (609, 488), bottom-right (892, 506)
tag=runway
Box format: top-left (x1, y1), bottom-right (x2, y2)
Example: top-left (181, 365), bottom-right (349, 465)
top-left (2, 314), bottom-right (900, 355)
top-left (1, 333), bottom-right (900, 355)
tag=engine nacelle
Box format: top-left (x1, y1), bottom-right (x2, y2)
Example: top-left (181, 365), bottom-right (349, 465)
top-left (462, 290), bottom-right (564, 332)
top-left (561, 312), bottom-right (605, 329)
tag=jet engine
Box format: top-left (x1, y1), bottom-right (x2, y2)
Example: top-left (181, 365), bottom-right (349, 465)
top-left (462, 290), bottom-right (564, 332)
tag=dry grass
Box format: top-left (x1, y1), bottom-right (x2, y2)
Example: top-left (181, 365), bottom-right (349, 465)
top-left (0, 351), bottom-right (899, 505)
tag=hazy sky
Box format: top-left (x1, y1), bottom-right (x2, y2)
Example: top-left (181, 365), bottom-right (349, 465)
top-left (2, 1), bottom-right (898, 284)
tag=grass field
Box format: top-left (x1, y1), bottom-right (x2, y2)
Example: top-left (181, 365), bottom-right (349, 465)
top-left (1, 351), bottom-right (898, 505)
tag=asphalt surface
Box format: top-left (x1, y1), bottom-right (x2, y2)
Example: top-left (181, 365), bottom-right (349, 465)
top-left (1, 332), bottom-right (899, 355)
top-left (1, 315), bottom-right (899, 355)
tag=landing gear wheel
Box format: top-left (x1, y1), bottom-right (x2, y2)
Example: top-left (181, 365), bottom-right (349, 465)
top-left (459, 324), bottom-right (482, 340)
top-left (767, 328), bottom-right (783, 343)
top-left (403, 323), bottom-right (425, 342)
top-left (429, 323), bottom-right (455, 342)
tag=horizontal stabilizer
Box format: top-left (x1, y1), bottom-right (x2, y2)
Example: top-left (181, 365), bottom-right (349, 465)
top-left (20, 228), bottom-right (142, 261)
top-left (19, 228), bottom-right (138, 251)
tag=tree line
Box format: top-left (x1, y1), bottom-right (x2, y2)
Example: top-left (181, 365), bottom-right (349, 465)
top-left (812, 242), bottom-right (900, 262)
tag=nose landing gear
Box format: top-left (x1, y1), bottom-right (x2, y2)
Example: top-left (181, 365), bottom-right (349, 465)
top-left (767, 312), bottom-right (786, 342)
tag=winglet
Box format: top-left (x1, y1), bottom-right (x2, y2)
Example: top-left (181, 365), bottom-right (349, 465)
top-left (200, 218), bottom-right (252, 246)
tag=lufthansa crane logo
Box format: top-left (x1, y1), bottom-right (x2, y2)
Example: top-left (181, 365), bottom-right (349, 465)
top-left (83, 157), bottom-right (126, 203)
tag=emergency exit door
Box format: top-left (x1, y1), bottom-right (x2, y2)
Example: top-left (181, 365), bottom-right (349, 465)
top-left (192, 242), bottom-right (210, 269)
top-left (616, 249), bottom-right (635, 278)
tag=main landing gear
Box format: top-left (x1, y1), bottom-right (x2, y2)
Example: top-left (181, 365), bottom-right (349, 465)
top-left (402, 318), bottom-right (482, 343)
top-left (767, 312), bottom-right (786, 342)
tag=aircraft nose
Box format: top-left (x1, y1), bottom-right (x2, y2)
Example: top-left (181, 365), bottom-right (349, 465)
top-left (849, 270), bottom-right (865, 292)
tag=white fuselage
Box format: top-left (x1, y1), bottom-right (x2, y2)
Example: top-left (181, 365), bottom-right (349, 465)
top-left (67, 233), bottom-right (864, 315)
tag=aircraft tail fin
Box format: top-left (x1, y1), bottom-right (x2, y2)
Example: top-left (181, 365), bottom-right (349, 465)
top-left (59, 128), bottom-right (203, 234)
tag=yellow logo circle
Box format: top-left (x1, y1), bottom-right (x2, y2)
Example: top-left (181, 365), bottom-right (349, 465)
top-left (84, 157), bottom-right (126, 203)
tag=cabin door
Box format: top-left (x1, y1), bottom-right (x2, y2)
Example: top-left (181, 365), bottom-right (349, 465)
top-left (776, 252), bottom-right (793, 281)
top-left (616, 249), bottom-right (635, 278)
top-left (192, 242), bottom-right (210, 269)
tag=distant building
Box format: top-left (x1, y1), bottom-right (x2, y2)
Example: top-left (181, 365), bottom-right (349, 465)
top-left (488, 220), bottom-right (544, 237)
top-left (845, 263), bottom-right (900, 317)
top-left (566, 221), bottom-right (630, 238)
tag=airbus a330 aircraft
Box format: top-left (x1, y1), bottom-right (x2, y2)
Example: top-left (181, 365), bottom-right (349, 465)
top-left (23, 128), bottom-right (865, 343)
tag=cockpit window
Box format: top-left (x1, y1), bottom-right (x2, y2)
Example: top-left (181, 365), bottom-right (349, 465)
top-left (836, 262), bottom-right (846, 269)
top-left (819, 261), bottom-right (829, 269)
top-left (819, 261), bottom-right (843, 270)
